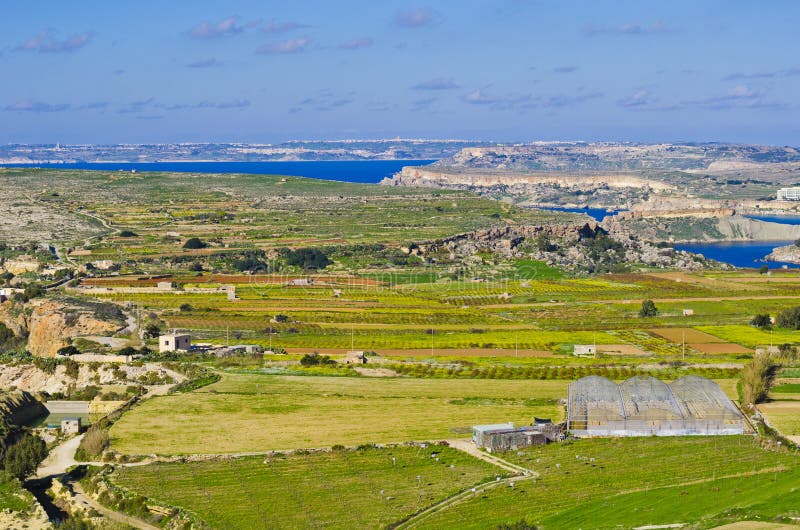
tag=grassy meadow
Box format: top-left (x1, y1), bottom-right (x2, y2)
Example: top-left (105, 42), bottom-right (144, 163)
top-left (109, 373), bottom-right (566, 454)
top-left (109, 436), bottom-right (799, 530)
top-left (416, 436), bottom-right (800, 529)
top-left (112, 445), bottom-right (498, 529)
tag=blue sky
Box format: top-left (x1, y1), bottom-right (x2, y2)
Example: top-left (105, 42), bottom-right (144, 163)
top-left (2, 0), bottom-right (799, 144)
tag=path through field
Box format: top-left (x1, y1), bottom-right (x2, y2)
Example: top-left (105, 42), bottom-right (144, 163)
top-left (393, 439), bottom-right (536, 529)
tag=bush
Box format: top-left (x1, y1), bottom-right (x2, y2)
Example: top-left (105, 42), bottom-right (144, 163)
top-left (0, 323), bottom-right (13, 345)
top-left (57, 345), bottom-right (81, 356)
top-left (299, 353), bottom-right (336, 367)
top-left (639, 299), bottom-right (658, 318)
top-left (751, 313), bottom-right (772, 329)
top-left (183, 237), bottom-right (207, 249)
top-left (3, 432), bottom-right (48, 480)
top-left (118, 230), bottom-right (138, 237)
top-left (740, 353), bottom-right (777, 405)
top-left (77, 425), bottom-right (109, 459)
top-left (776, 306), bottom-right (800, 329)
top-left (283, 248), bottom-right (331, 270)
top-left (179, 303), bottom-right (193, 312)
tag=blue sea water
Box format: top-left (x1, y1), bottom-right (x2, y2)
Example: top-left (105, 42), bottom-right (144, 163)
top-left (674, 240), bottom-right (800, 269)
top-left (0, 160), bottom-right (436, 184)
top-left (536, 206), bottom-right (619, 222)
top-left (746, 215), bottom-right (800, 225)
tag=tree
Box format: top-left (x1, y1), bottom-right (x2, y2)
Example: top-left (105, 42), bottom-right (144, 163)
top-left (283, 248), bottom-right (331, 270)
top-left (144, 323), bottom-right (161, 338)
top-left (776, 306), bottom-right (800, 329)
top-left (3, 432), bottom-right (48, 480)
top-left (183, 237), bottom-right (207, 249)
top-left (759, 264), bottom-right (769, 274)
top-left (750, 314), bottom-right (772, 329)
top-left (179, 303), bottom-right (193, 312)
top-left (639, 299), bottom-right (658, 317)
top-left (118, 230), bottom-right (138, 237)
top-left (300, 352), bottom-right (336, 367)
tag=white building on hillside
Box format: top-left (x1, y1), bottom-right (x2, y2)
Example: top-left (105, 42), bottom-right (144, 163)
top-left (777, 188), bottom-right (800, 200)
top-left (159, 333), bottom-right (191, 353)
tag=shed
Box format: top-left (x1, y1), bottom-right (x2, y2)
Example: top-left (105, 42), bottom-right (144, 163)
top-left (480, 427), bottom-right (547, 452)
top-left (472, 423), bottom-right (514, 447)
top-left (343, 351), bottom-right (367, 364)
top-left (159, 333), bottom-right (191, 353)
top-left (156, 281), bottom-right (173, 291)
top-left (682, 309), bottom-right (694, 316)
top-left (573, 344), bottom-right (597, 357)
top-left (61, 417), bottom-right (82, 435)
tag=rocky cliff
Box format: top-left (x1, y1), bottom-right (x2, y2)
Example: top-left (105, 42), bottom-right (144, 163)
top-left (766, 244), bottom-right (800, 264)
top-left (383, 166), bottom-right (675, 192)
top-left (606, 214), bottom-right (800, 243)
top-left (27, 300), bottom-right (122, 357)
top-left (0, 298), bottom-right (125, 357)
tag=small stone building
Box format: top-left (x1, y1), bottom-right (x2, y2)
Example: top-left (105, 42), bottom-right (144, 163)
top-left (473, 423), bottom-right (547, 452)
top-left (573, 344), bottom-right (597, 357)
top-left (159, 333), bottom-right (191, 353)
top-left (343, 351), bottom-right (367, 364)
top-left (61, 417), bottom-right (82, 434)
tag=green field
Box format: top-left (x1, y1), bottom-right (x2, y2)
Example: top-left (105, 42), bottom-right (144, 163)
top-left (416, 436), bottom-right (799, 529)
top-left (108, 436), bottom-right (800, 530)
top-left (109, 373), bottom-right (566, 454)
top-left (112, 445), bottom-right (499, 529)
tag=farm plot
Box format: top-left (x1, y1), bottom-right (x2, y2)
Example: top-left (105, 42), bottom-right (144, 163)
top-left (649, 327), bottom-right (726, 343)
top-left (696, 325), bottom-right (800, 349)
top-left (759, 401), bottom-right (800, 439)
top-left (112, 445), bottom-right (498, 530)
top-left (416, 436), bottom-right (799, 529)
top-left (109, 373), bottom-right (567, 455)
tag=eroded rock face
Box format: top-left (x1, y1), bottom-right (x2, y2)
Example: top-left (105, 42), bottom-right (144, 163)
top-left (26, 300), bottom-right (122, 358)
top-left (0, 300), bottom-right (29, 338)
top-left (766, 243), bottom-right (800, 264)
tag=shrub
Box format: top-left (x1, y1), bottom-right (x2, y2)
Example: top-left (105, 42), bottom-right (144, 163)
top-left (179, 303), bottom-right (193, 312)
top-left (77, 425), bottom-right (109, 459)
top-left (299, 353), bottom-right (336, 367)
top-left (639, 299), bottom-right (658, 318)
top-left (118, 230), bottom-right (138, 237)
top-left (751, 313), bottom-right (772, 329)
top-left (283, 248), bottom-right (331, 270)
top-left (183, 237), bottom-right (207, 249)
top-left (740, 353), bottom-right (777, 405)
top-left (3, 432), bottom-right (48, 480)
top-left (776, 306), bottom-right (800, 329)
top-left (57, 345), bottom-right (81, 356)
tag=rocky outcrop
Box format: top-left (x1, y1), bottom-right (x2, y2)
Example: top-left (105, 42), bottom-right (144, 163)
top-left (26, 300), bottom-right (123, 358)
top-left (766, 243), bottom-right (800, 264)
top-left (0, 300), bottom-right (30, 338)
top-left (606, 214), bottom-right (800, 243)
top-left (0, 363), bottom-right (166, 395)
top-left (383, 166), bottom-right (675, 192)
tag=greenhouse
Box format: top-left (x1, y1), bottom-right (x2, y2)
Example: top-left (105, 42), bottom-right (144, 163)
top-left (567, 375), bottom-right (747, 437)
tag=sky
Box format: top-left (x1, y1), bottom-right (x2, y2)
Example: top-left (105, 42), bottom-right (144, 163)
top-left (2, 0), bottom-right (800, 145)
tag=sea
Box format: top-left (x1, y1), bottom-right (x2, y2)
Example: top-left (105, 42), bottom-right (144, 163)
top-left (0, 160), bottom-right (436, 184)
top-left (6, 160), bottom-right (800, 269)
